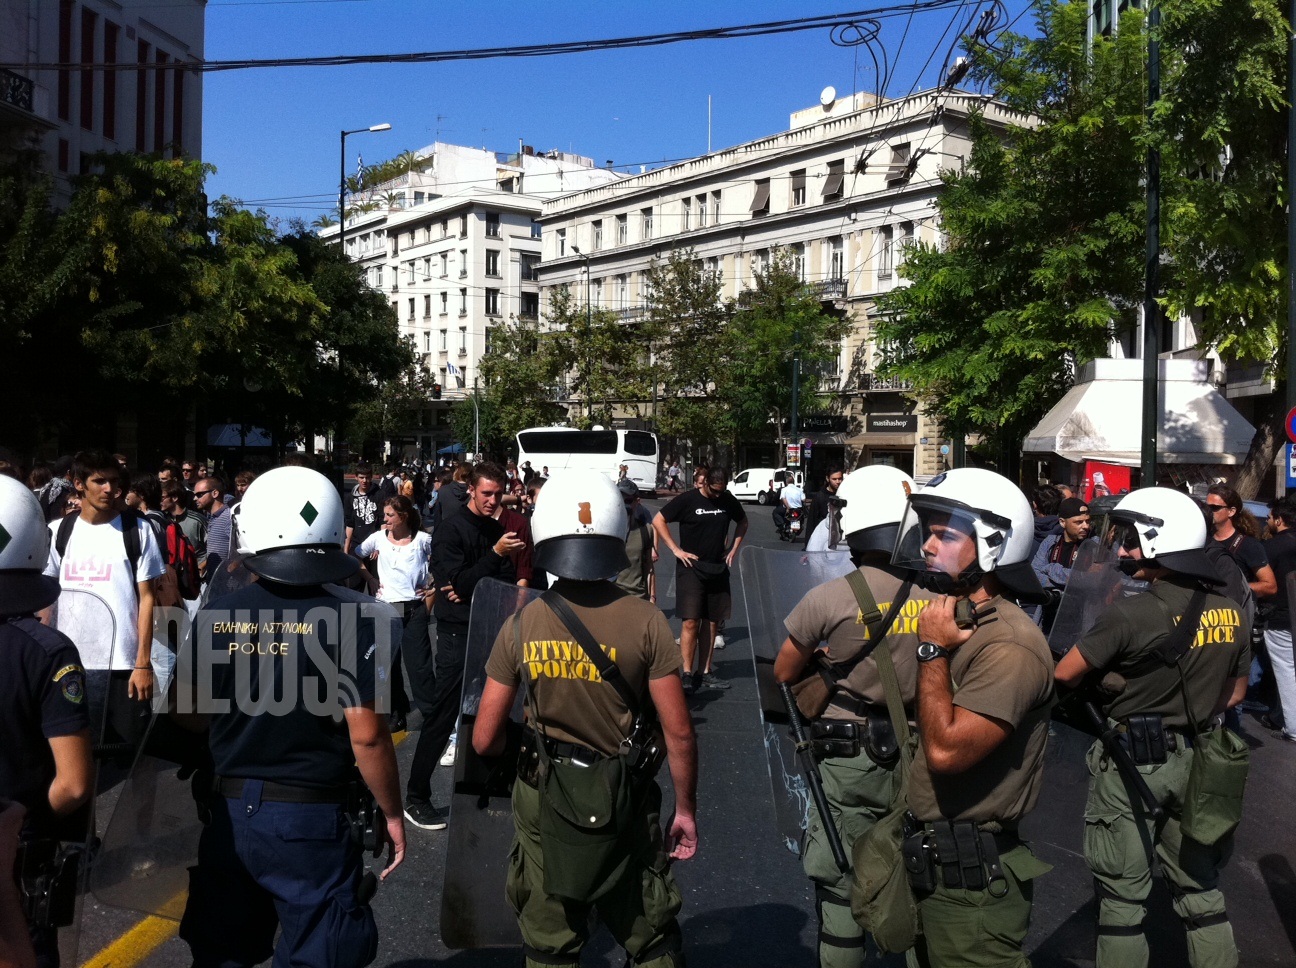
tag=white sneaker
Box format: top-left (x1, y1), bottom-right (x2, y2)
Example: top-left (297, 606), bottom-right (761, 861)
top-left (440, 740), bottom-right (457, 767)
top-left (713, 633), bottom-right (726, 650)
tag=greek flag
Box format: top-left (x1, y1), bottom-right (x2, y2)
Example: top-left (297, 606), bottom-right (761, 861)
top-left (447, 360), bottom-right (464, 387)
top-left (356, 153), bottom-right (366, 183)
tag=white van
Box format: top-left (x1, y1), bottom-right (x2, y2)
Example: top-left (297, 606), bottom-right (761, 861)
top-left (728, 467), bottom-right (803, 505)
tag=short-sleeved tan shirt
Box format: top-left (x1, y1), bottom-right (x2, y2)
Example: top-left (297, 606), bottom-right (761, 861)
top-left (783, 565), bottom-right (935, 717)
top-left (907, 596), bottom-right (1055, 824)
top-left (484, 579), bottom-right (680, 757)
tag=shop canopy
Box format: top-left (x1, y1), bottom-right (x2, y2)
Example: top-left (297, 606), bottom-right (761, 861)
top-left (1022, 358), bottom-right (1255, 465)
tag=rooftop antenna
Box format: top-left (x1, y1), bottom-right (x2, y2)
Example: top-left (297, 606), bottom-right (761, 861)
top-left (707, 95), bottom-right (712, 154)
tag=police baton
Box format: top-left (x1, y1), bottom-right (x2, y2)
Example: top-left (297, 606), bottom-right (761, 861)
top-left (1082, 699), bottom-right (1163, 820)
top-left (778, 682), bottom-right (851, 873)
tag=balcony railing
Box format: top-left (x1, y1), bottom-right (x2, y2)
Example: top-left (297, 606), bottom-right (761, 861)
top-left (1, 70), bottom-right (34, 113)
top-left (860, 372), bottom-right (913, 392)
top-left (812, 278), bottom-right (847, 300)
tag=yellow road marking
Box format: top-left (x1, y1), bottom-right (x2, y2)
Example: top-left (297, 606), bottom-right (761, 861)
top-left (80, 728), bottom-right (412, 967)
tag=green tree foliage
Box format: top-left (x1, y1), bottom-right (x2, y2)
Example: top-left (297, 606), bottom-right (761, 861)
top-left (722, 249), bottom-right (851, 444)
top-left (548, 285), bottom-right (655, 429)
top-left (477, 310), bottom-right (566, 439)
top-left (875, 0), bottom-right (1148, 463)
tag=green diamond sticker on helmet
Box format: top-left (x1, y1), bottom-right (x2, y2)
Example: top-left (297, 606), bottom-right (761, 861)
top-left (0, 523), bottom-right (9, 554)
top-left (299, 501), bottom-right (319, 526)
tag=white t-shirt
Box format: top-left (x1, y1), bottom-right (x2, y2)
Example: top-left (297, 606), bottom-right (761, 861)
top-left (356, 530), bottom-right (433, 603)
top-left (782, 483), bottom-right (805, 509)
top-left (44, 515), bottom-right (167, 670)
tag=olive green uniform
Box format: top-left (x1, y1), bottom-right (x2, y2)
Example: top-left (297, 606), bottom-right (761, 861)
top-left (484, 579), bottom-right (684, 968)
top-left (784, 565), bottom-right (933, 968)
top-left (906, 596), bottom-right (1055, 968)
top-left (1075, 578), bottom-right (1249, 968)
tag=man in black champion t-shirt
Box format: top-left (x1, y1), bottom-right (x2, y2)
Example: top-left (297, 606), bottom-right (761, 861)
top-left (654, 468), bottom-right (747, 694)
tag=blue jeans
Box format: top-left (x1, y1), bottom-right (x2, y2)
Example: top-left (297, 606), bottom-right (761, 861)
top-left (180, 780), bottom-right (377, 968)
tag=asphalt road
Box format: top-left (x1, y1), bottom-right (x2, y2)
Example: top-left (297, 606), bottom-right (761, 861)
top-left (75, 497), bottom-right (1296, 967)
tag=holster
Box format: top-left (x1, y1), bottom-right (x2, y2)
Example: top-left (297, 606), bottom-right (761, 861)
top-left (16, 839), bottom-right (83, 930)
top-left (1121, 713), bottom-right (1169, 765)
top-left (346, 780), bottom-right (385, 857)
top-left (808, 713), bottom-right (899, 767)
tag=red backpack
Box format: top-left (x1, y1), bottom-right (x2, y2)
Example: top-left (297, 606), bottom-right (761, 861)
top-left (163, 523), bottom-right (201, 601)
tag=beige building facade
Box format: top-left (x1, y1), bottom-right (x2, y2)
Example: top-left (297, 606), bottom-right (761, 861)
top-left (539, 88), bottom-right (1029, 478)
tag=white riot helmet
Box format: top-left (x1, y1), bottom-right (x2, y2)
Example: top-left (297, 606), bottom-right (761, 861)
top-left (231, 467), bottom-right (358, 585)
top-left (1106, 487), bottom-right (1220, 585)
top-left (0, 476), bottom-right (60, 616)
top-left (531, 469), bottom-right (630, 581)
top-left (836, 465), bottom-right (916, 557)
top-left (892, 468), bottom-right (1045, 602)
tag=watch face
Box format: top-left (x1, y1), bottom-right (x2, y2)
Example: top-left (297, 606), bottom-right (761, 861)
top-left (918, 642), bottom-right (947, 661)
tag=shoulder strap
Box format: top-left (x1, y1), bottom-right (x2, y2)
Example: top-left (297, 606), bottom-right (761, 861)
top-left (1125, 588), bottom-right (1209, 678)
top-left (120, 508), bottom-right (142, 581)
top-left (841, 569), bottom-right (912, 751)
top-left (55, 513), bottom-right (76, 559)
top-left (541, 590), bottom-right (639, 716)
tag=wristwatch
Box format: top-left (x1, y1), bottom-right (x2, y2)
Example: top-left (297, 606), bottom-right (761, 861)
top-left (917, 641), bottom-right (951, 663)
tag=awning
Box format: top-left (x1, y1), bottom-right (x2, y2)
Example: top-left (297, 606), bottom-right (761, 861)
top-left (1022, 358), bottom-right (1255, 465)
top-left (437, 443), bottom-right (465, 455)
top-left (206, 424), bottom-right (272, 448)
top-left (749, 180), bottom-right (770, 213)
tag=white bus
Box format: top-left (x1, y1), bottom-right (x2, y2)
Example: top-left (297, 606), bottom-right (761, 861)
top-left (516, 427), bottom-right (659, 495)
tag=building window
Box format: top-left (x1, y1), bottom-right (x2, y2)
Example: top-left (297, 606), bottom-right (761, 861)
top-left (486, 288), bottom-right (500, 315)
top-left (682, 198), bottom-right (691, 231)
top-left (440, 292), bottom-right (448, 315)
top-left (485, 212), bottom-right (500, 237)
top-left (521, 254), bottom-right (540, 281)
top-left (441, 218), bottom-right (449, 237)
top-left (531, 219), bottom-right (542, 239)
top-left (459, 289), bottom-right (468, 315)
top-left (459, 214), bottom-right (469, 236)
top-left (790, 169), bottom-right (807, 207)
top-left (103, 21), bottom-right (118, 140)
top-left (375, 265), bottom-right (384, 288)
top-left (134, 40), bottom-right (149, 150)
top-left (617, 274), bottom-right (628, 309)
top-left (705, 257), bottom-right (720, 286)
top-left (459, 327), bottom-right (467, 354)
top-left (424, 294), bottom-right (432, 318)
top-left (486, 250), bottom-right (500, 276)
top-left (423, 256), bottom-right (432, 278)
top-left (641, 207), bottom-right (654, 240)
top-left (58, 0), bottom-right (72, 122)
top-left (440, 329), bottom-right (448, 351)
top-left (80, 7), bottom-right (97, 131)
top-left (423, 331), bottom-right (431, 353)
top-left (440, 252), bottom-right (448, 277)
top-left (823, 159), bottom-right (845, 199)
top-left (791, 244), bottom-right (806, 281)
top-left (407, 262), bottom-right (416, 284)
top-left (616, 214), bottom-right (628, 245)
top-left (459, 249), bottom-right (467, 278)
top-left (592, 219), bottom-right (603, 250)
top-left (696, 194), bottom-right (708, 228)
top-left (711, 191), bottom-right (722, 225)
top-left (878, 227), bottom-right (895, 279)
top-left (408, 297), bottom-right (416, 320)
top-left (750, 179), bottom-right (770, 218)
top-left (591, 278), bottom-right (603, 309)
top-left (521, 292), bottom-right (539, 317)
top-left (885, 144), bottom-right (913, 186)
top-left (557, 228), bottom-right (567, 257)
top-left (752, 249), bottom-right (769, 276)
top-left (828, 237), bottom-right (844, 280)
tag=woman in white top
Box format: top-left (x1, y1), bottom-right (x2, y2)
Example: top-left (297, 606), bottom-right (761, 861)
top-left (354, 495), bottom-right (433, 732)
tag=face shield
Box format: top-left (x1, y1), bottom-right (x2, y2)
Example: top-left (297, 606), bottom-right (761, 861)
top-left (891, 496), bottom-right (991, 592)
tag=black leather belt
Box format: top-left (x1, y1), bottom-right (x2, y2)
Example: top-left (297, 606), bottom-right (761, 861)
top-left (215, 776), bottom-right (350, 804)
top-left (544, 738), bottom-right (604, 765)
top-left (831, 694), bottom-right (890, 721)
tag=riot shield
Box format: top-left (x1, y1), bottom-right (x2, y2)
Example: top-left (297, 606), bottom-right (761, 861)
top-left (43, 588), bottom-right (117, 967)
top-left (1046, 540), bottom-right (1146, 659)
top-left (739, 547), bottom-right (856, 856)
top-left (441, 577), bottom-right (542, 949)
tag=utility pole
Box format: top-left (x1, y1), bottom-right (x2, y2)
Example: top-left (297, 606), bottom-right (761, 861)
top-left (1139, 1), bottom-right (1161, 485)
top-left (1287, 0), bottom-right (1296, 456)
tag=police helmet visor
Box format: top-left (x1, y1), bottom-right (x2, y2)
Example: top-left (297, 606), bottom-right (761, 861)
top-left (0, 570), bottom-right (62, 617)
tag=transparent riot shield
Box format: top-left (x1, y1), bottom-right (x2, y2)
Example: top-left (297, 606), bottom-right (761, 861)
top-left (1046, 540), bottom-right (1147, 659)
top-left (44, 588), bottom-right (117, 967)
top-left (739, 547), bottom-right (856, 856)
top-left (441, 577), bottom-right (543, 949)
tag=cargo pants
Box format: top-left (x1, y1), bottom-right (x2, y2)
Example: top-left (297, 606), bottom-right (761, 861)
top-left (801, 747), bottom-right (899, 968)
top-left (1083, 739), bottom-right (1237, 968)
top-left (507, 775), bottom-right (684, 968)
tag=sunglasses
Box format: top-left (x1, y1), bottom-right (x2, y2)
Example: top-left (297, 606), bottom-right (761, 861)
top-left (1204, 502), bottom-right (1229, 512)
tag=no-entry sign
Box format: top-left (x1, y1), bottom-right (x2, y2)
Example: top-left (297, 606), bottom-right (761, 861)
top-left (1286, 407), bottom-right (1296, 445)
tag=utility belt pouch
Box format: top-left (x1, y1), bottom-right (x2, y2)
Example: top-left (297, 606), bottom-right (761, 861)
top-left (809, 720), bottom-right (861, 759)
top-left (791, 662), bottom-right (840, 721)
top-left (621, 715), bottom-right (667, 778)
top-left (17, 841), bottom-right (82, 930)
top-left (866, 714), bottom-right (900, 767)
top-left (346, 781), bottom-right (384, 857)
top-left (1123, 713), bottom-right (1168, 765)
top-left (517, 728), bottom-right (541, 787)
top-left (926, 821), bottom-right (1007, 894)
top-left (902, 830), bottom-right (937, 894)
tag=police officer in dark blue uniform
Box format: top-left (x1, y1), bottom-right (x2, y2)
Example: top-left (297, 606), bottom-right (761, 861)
top-left (177, 466), bottom-right (406, 968)
top-left (0, 476), bottom-right (93, 967)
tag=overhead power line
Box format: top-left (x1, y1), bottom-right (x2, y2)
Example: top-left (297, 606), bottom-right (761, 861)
top-left (0, 2), bottom-right (971, 74)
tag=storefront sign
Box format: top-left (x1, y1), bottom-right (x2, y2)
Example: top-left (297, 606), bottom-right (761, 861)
top-left (866, 414), bottom-right (917, 434)
top-left (801, 414), bottom-right (849, 433)
top-left (786, 444), bottom-right (801, 467)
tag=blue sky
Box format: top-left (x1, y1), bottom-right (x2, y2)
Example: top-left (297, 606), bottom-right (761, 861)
top-left (201, 1), bottom-right (1036, 226)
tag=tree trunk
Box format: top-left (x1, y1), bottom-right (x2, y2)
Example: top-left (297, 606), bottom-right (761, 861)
top-left (1233, 388), bottom-right (1282, 500)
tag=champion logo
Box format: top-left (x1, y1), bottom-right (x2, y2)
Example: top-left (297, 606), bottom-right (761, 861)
top-left (693, 508), bottom-right (726, 516)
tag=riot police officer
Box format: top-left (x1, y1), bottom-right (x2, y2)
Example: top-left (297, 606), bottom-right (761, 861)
top-left (0, 475), bottom-right (93, 967)
top-left (772, 465), bottom-right (933, 968)
top-left (892, 468), bottom-right (1055, 968)
top-left (177, 467), bottom-right (406, 968)
top-left (1055, 487), bottom-right (1248, 968)
top-left (473, 469), bottom-right (697, 968)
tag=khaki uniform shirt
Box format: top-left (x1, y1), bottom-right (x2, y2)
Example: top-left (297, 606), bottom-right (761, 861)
top-left (1077, 577), bottom-right (1250, 730)
top-left (908, 596), bottom-right (1054, 824)
top-left (783, 565), bottom-right (934, 717)
top-left (485, 578), bottom-right (680, 757)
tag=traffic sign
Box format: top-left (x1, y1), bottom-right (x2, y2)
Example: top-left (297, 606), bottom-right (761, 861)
top-left (1287, 444), bottom-right (1296, 491)
top-left (1286, 407), bottom-right (1296, 444)
top-left (786, 444), bottom-right (801, 467)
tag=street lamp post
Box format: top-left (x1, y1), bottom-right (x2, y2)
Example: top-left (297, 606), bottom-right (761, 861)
top-left (571, 245), bottom-right (593, 422)
top-left (338, 123), bottom-right (392, 259)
